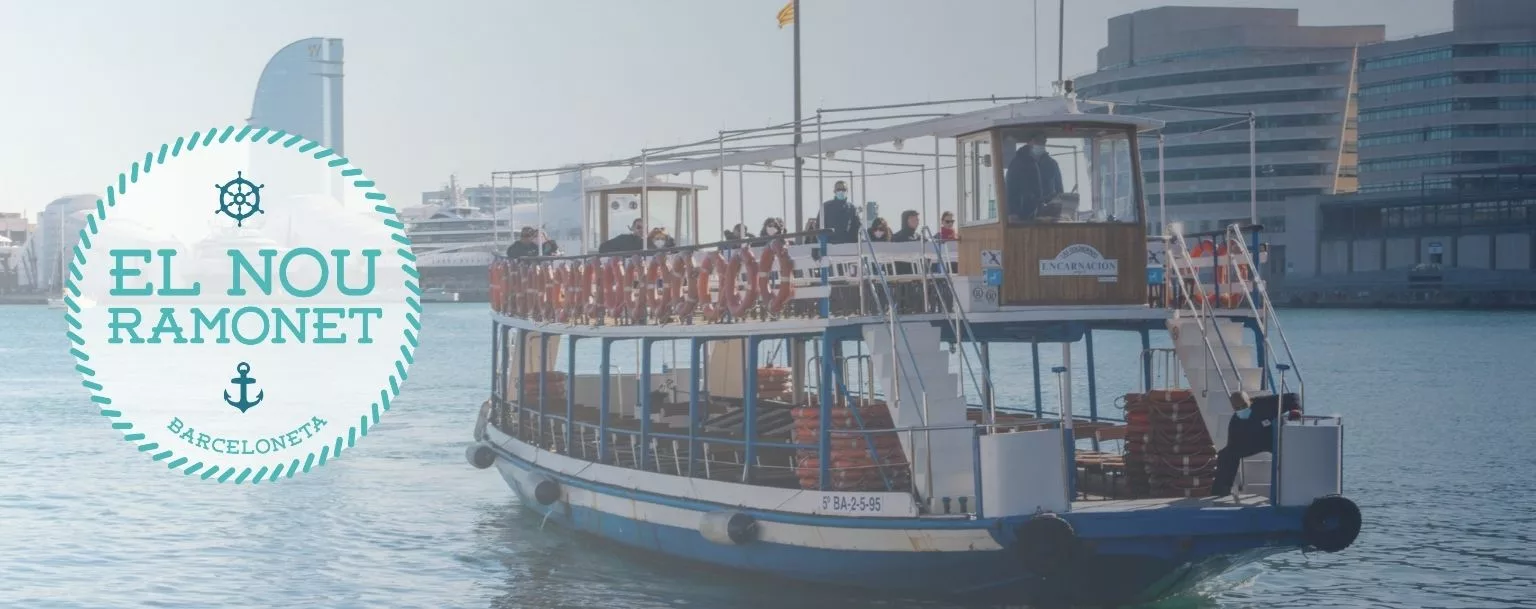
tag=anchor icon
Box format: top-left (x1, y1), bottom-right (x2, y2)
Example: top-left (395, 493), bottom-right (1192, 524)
top-left (223, 362), bottom-right (264, 413)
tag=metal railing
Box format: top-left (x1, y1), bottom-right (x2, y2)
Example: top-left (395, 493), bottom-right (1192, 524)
top-left (1163, 233), bottom-right (1240, 402)
top-left (1222, 224), bottom-right (1306, 407)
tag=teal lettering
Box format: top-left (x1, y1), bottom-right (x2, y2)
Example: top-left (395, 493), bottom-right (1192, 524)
top-left (280, 248), bottom-right (328, 298)
top-left (155, 249), bottom-right (199, 296)
top-left (167, 417), bottom-right (184, 434)
top-left (109, 249), bottom-right (153, 296)
top-left (332, 249), bottom-right (380, 296)
top-left (312, 307), bottom-right (345, 343)
top-left (147, 307), bottom-right (187, 344)
top-left (231, 306), bottom-right (270, 345)
top-left (228, 249), bottom-right (277, 296)
top-left (191, 307), bottom-right (230, 344)
top-left (347, 307), bottom-right (382, 343)
top-left (108, 308), bottom-right (145, 343)
top-left (271, 307), bottom-right (309, 344)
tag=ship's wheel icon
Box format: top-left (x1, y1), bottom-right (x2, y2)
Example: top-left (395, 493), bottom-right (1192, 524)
top-left (214, 171), bottom-right (266, 226)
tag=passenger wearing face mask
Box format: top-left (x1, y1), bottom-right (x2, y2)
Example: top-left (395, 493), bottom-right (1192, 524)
top-left (867, 217), bottom-right (892, 242)
top-left (647, 227), bottom-right (676, 250)
top-left (754, 217), bottom-right (786, 246)
top-left (820, 180), bottom-right (862, 244)
top-left (1004, 131), bottom-right (1064, 223)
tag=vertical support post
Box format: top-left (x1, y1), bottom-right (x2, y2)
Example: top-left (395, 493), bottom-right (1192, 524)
top-left (1140, 328), bottom-right (1153, 392)
top-left (539, 333), bottom-right (549, 445)
top-left (818, 232), bottom-right (831, 318)
top-left (1031, 341), bottom-right (1043, 418)
top-left (516, 329), bottom-right (528, 438)
top-left (566, 335), bottom-right (577, 454)
top-left (980, 341), bottom-right (995, 424)
top-left (933, 139), bottom-right (942, 230)
top-left (1249, 113), bottom-right (1258, 226)
top-left (1254, 324), bottom-right (1268, 391)
top-left (688, 338), bottom-right (702, 477)
top-left (490, 321), bottom-right (501, 401)
top-left (639, 338), bottom-right (653, 471)
top-left (792, 0), bottom-right (803, 230)
top-left (1158, 134), bottom-right (1166, 235)
top-left (1060, 342), bottom-right (1074, 425)
top-left (1086, 330), bottom-right (1100, 451)
top-left (598, 337), bottom-right (612, 463)
top-left (743, 336), bottom-right (760, 483)
top-left (817, 333), bottom-right (833, 491)
top-left (971, 428), bottom-right (985, 518)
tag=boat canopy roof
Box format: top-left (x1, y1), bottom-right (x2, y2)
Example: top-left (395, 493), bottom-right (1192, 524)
top-left (631, 96), bottom-right (1164, 179)
top-left (584, 180), bottom-right (708, 195)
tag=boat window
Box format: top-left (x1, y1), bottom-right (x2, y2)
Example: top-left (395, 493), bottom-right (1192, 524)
top-left (959, 134), bottom-right (998, 226)
top-left (998, 124), bottom-right (1142, 226)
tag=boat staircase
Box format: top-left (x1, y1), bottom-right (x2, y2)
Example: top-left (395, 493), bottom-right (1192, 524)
top-left (1163, 224), bottom-right (1307, 497)
top-left (855, 234), bottom-right (985, 514)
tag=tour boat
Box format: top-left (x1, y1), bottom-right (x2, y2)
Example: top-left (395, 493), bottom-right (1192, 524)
top-left (463, 95), bottom-right (1361, 606)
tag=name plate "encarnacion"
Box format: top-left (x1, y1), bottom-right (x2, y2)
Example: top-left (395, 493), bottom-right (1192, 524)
top-left (68, 126), bottom-right (419, 483)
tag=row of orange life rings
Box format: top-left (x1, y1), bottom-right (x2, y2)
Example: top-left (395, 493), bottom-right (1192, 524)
top-left (488, 241), bottom-right (798, 322)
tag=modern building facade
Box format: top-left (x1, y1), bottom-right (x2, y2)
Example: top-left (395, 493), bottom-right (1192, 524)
top-left (1075, 7), bottom-right (1384, 235)
top-left (1354, 0), bottom-right (1536, 194)
top-left (248, 38), bottom-right (345, 203)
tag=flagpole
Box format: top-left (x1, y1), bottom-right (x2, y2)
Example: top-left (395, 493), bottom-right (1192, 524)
top-left (791, 0), bottom-right (803, 231)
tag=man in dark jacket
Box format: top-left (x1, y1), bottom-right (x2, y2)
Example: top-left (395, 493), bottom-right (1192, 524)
top-left (820, 180), bottom-right (862, 244)
top-left (505, 227), bottom-right (540, 258)
top-left (891, 210), bottom-right (920, 242)
top-left (599, 219), bottom-right (645, 253)
top-left (1004, 132), bottom-right (1064, 223)
top-left (1210, 392), bottom-right (1302, 496)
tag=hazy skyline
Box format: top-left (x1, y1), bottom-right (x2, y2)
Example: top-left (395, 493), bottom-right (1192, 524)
top-left (0, 0), bottom-right (1450, 231)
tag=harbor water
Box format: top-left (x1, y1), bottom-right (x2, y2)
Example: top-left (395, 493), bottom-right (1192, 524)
top-left (2, 304), bottom-right (1533, 608)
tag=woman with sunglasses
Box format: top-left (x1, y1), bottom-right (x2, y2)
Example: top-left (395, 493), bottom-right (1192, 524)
top-left (938, 211), bottom-right (957, 241)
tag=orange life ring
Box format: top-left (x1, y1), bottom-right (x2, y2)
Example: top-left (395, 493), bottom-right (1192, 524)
top-left (761, 239), bottom-right (796, 315)
top-left (584, 260), bottom-right (604, 319)
top-left (623, 255), bottom-right (647, 321)
top-left (604, 257), bottom-right (628, 320)
top-left (646, 253), bottom-right (674, 319)
top-left (725, 246), bottom-right (759, 319)
top-left (669, 253), bottom-right (695, 318)
top-left (488, 259), bottom-right (502, 314)
top-left (698, 252), bottom-right (725, 322)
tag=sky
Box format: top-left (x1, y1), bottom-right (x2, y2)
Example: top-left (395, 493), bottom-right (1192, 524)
top-left (0, 0), bottom-right (1452, 234)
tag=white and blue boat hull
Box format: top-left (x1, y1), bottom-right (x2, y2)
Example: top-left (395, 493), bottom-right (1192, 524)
top-left (487, 440), bottom-right (1334, 606)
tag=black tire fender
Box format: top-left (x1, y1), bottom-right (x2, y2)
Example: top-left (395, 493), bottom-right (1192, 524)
top-left (1302, 494), bottom-right (1362, 553)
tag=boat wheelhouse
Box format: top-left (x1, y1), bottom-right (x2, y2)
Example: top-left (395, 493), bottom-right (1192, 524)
top-left (465, 95), bottom-right (1361, 606)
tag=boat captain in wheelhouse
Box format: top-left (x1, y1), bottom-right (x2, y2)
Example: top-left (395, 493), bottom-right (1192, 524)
top-left (955, 114), bottom-right (1152, 307)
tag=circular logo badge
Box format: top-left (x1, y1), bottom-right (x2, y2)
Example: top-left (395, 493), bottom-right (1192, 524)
top-left (67, 126), bottom-right (418, 483)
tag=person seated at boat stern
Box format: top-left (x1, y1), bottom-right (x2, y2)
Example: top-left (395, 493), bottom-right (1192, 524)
top-left (505, 226), bottom-right (541, 258)
top-left (599, 218), bottom-right (646, 253)
top-left (1211, 392), bottom-right (1303, 496)
top-left (1004, 131), bottom-right (1064, 223)
top-left (821, 180), bottom-right (862, 244)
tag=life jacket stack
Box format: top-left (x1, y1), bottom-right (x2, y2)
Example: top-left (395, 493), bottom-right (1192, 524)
top-left (1122, 390), bottom-right (1218, 498)
top-left (790, 396), bottom-right (910, 492)
top-left (521, 371), bottom-right (569, 408)
top-left (756, 366), bottom-right (794, 401)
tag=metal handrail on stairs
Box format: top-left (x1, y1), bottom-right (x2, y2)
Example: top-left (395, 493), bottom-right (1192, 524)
top-left (1223, 224), bottom-right (1306, 407)
top-left (921, 227), bottom-right (995, 425)
top-left (1164, 233), bottom-right (1241, 402)
top-left (858, 237), bottom-right (941, 506)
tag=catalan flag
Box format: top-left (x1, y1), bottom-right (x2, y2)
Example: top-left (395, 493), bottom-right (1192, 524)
top-left (777, 1), bottom-right (795, 28)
